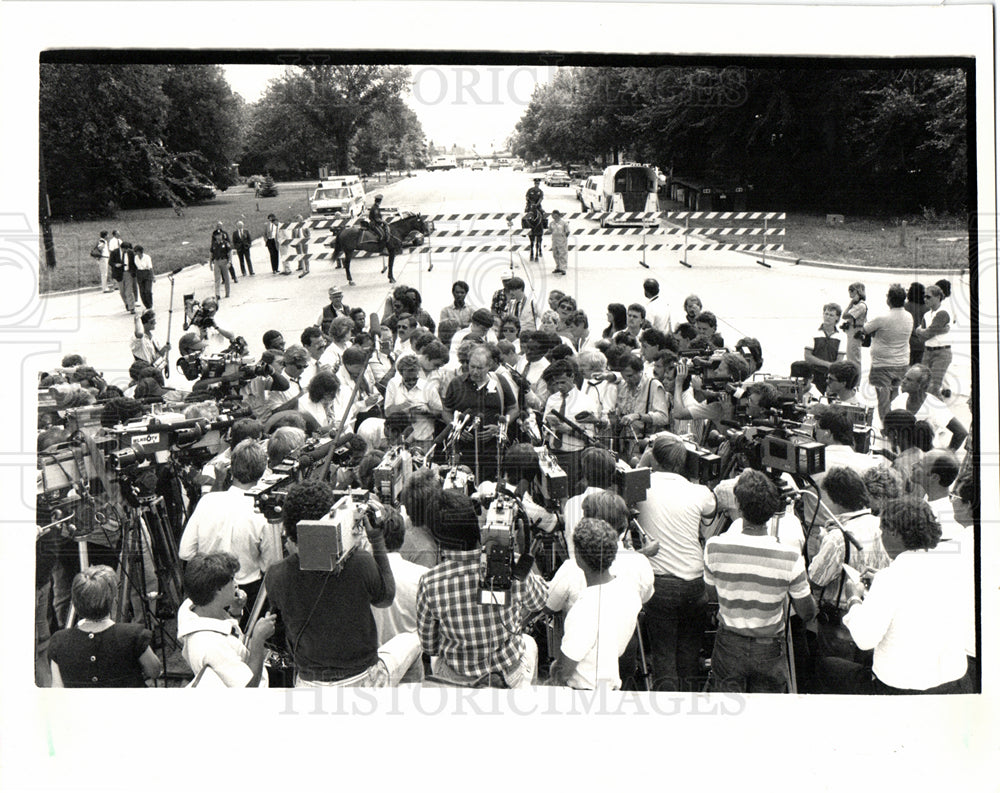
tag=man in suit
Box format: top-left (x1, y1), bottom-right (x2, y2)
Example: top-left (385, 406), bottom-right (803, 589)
top-left (232, 220), bottom-right (254, 277)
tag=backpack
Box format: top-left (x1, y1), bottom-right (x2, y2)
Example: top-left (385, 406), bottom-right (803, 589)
top-left (90, 240), bottom-right (104, 258)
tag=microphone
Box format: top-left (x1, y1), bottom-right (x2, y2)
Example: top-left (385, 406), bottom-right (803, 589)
top-left (497, 415), bottom-right (509, 444)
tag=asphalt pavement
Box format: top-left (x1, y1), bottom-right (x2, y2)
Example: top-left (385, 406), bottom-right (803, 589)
top-left (31, 168), bottom-right (974, 416)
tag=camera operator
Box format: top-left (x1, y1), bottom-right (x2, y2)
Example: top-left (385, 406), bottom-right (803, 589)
top-left (265, 480), bottom-right (421, 687)
top-left (812, 406), bottom-right (880, 483)
top-left (635, 435), bottom-right (717, 691)
top-left (703, 469), bottom-right (816, 693)
top-left (671, 352), bottom-right (747, 438)
top-left (179, 440), bottom-right (281, 627)
top-left (176, 332), bottom-right (208, 381)
top-left (821, 360), bottom-right (864, 406)
top-left (417, 490), bottom-right (547, 688)
top-left (183, 295), bottom-right (235, 345)
top-left (241, 348), bottom-right (292, 420)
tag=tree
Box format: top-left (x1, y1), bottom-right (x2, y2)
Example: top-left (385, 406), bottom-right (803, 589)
top-left (241, 66), bottom-right (413, 178)
top-left (351, 97), bottom-right (427, 173)
top-left (160, 65), bottom-right (243, 189)
top-left (40, 64), bottom-right (170, 215)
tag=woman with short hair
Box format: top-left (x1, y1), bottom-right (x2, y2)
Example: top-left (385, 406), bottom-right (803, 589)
top-left (48, 565), bottom-right (162, 687)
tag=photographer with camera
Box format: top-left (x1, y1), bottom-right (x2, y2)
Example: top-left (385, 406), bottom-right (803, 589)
top-left (265, 479), bottom-right (422, 687)
top-left (183, 295), bottom-right (235, 345)
top-left (417, 490), bottom-right (547, 688)
top-left (635, 435), bottom-right (717, 690)
top-left (241, 348), bottom-right (292, 420)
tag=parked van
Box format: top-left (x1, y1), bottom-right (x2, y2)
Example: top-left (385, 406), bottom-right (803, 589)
top-left (590, 164), bottom-right (660, 226)
top-left (309, 175), bottom-right (366, 217)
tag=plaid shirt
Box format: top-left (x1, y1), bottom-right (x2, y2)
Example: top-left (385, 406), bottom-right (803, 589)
top-left (417, 549), bottom-right (547, 679)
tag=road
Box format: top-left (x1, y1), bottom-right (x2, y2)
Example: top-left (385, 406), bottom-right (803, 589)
top-left (30, 168), bottom-right (975, 418)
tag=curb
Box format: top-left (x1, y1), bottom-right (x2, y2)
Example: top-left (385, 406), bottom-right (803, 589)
top-left (768, 253), bottom-right (967, 276)
top-left (39, 259), bottom-right (209, 298)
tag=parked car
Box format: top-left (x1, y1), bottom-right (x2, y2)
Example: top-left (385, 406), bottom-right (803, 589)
top-left (543, 169), bottom-right (571, 187)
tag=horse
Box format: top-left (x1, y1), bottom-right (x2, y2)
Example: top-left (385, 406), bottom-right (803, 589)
top-left (521, 206), bottom-right (546, 261)
top-left (327, 212), bottom-right (432, 285)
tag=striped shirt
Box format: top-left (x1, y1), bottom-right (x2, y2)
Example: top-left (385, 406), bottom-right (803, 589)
top-left (703, 532), bottom-right (810, 638)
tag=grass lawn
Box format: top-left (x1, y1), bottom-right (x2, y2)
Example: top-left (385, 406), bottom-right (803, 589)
top-left (776, 212), bottom-right (970, 271)
top-left (39, 176), bottom-right (406, 294)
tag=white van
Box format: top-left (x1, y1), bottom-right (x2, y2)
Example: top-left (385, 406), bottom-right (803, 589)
top-left (309, 175), bottom-right (366, 217)
top-left (589, 164), bottom-right (660, 226)
top-left (426, 155), bottom-right (458, 171)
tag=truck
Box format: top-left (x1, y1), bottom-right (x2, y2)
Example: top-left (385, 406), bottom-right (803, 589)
top-left (426, 155), bottom-right (458, 171)
top-left (309, 175), bottom-right (366, 217)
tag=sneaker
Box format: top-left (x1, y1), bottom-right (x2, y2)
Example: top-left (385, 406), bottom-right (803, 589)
top-left (299, 272), bottom-right (308, 279)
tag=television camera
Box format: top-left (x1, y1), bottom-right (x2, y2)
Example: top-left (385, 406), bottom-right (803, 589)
top-left (296, 492), bottom-right (386, 573)
top-left (248, 435), bottom-right (357, 522)
top-left (479, 491), bottom-right (533, 605)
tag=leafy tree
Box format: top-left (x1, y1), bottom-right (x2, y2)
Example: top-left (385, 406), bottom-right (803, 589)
top-left (241, 66), bottom-right (413, 178)
top-left (160, 65), bottom-right (243, 189)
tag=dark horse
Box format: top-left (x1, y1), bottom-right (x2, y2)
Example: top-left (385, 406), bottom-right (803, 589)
top-left (521, 206), bottom-right (547, 261)
top-left (327, 213), bottom-right (432, 285)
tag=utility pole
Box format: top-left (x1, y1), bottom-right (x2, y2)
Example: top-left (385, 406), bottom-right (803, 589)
top-left (39, 144), bottom-right (57, 269)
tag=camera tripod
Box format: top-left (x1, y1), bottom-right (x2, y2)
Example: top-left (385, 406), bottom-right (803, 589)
top-left (115, 492), bottom-right (185, 678)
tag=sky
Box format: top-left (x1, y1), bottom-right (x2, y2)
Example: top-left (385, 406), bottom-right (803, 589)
top-left (223, 64), bottom-right (552, 154)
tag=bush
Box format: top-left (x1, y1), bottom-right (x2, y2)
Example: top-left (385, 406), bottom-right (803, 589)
top-left (259, 176), bottom-right (278, 198)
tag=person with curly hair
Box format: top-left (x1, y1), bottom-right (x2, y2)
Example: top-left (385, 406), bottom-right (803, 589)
top-left (264, 480), bottom-right (419, 687)
top-left (549, 518), bottom-right (642, 689)
top-left (823, 497), bottom-right (969, 694)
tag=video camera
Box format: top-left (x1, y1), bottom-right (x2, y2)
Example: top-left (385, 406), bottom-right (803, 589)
top-left (535, 446), bottom-right (568, 502)
top-left (248, 436), bottom-right (357, 522)
top-left (479, 492), bottom-right (532, 605)
top-left (725, 418), bottom-right (825, 478)
top-left (615, 459), bottom-right (651, 504)
top-left (373, 446), bottom-right (413, 505)
top-left (296, 493), bottom-right (386, 573)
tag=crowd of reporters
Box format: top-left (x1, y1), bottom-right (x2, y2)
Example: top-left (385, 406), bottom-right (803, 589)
top-left (35, 272), bottom-right (977, 694)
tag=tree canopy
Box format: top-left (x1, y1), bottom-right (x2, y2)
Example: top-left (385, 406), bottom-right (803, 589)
top-left (239, 66), bottom-right (426, 178)
top-left (508, 66), bottom-right (968, 214)
top-left (40, 64), bottom-right (244, 217)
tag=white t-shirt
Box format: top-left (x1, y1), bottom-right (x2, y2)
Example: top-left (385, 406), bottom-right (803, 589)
top-left (561, 577), bottom-right (641, 690)
top-left (546, 542), bottom-right (654, 613)
top-left (636, 472), bottom-right (716, 579)
top-left (372, 553), bottom-right (426, 644)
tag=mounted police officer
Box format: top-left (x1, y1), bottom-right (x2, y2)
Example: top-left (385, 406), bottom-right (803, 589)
top-left (525, 178), bottom-right (544, 213)
top-left (369, 194), bottom-right (390, 247)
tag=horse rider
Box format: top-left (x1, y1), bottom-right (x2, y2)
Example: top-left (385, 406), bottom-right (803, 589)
top-left (525, 177), bottom-right (544, 214)
top-left (368, 194), bottom-right (390, 247)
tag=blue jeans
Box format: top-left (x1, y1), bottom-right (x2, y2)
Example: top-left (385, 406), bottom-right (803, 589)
top-left (709, 627), bottom-right (790, 694)
top-left (645, 574), bottom-right (706, 691)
